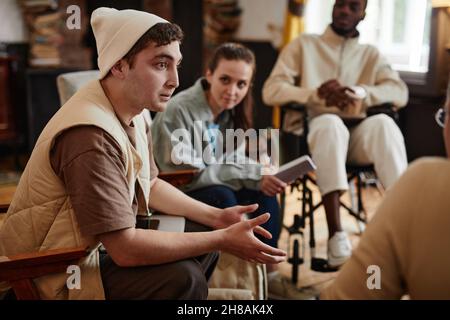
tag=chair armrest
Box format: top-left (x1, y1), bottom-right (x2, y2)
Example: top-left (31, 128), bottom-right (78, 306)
top-left (0, 247), bottom-right (88, 282)
top-left (281, 103), bottom-right (309, 135)
top-left (0, 203), bottom-right (9, 214)
top-left (284, 102), bottom-right (398, 122)
top-left (366, 103), bottom-right (398, 121)
top-left (158, 169), bottom-right (199, 188)
top-left (282, 102), bottom-right (307, 114)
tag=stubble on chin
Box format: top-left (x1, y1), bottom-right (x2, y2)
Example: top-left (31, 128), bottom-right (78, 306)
top-left (148, 103), bottom-right (167, 113)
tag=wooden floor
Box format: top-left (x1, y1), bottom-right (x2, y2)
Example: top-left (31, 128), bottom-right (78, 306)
top-left (0, 162), bottom-right (385, 293)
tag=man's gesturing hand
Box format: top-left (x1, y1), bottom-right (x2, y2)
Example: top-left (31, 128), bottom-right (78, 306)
top-left (218, 213), bottom-right (287, 264)
top-left (213, 203), bottom-right (259, 230)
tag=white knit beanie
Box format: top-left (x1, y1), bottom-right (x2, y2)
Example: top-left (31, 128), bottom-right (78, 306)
top-left (91, 7), bottom-right (168, 79)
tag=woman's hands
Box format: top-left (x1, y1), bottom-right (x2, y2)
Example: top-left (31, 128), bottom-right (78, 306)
top-left (260, 175), bottom-right (287, 196)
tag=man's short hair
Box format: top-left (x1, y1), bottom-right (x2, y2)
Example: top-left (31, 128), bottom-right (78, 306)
top-left (123, 22), bottom-right (184, 68)
top-left (334, 0), bottom-right (368, 9)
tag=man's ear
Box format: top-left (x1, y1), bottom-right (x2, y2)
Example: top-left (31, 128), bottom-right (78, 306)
top-left (360, 11), bottom-right (366, 22)
top-left (110, 60), bottom-right (129, 79)
top-left (205, 69), bottom-right (213, 83)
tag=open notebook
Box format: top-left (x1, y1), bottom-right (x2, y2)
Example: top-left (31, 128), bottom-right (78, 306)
top-left (150, 215), bottom-right (185, 232)
top-left (275, 155), bottom-right (317, 184)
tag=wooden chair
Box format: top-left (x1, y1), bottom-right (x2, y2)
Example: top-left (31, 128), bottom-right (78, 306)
top-left (0, 168), bottom-right (197, 300)
top-left (0, 243), bottom-right (88, 300)
top-left (158, 169), bottom-right (198, 188)
top-left (0, 204), bottom-right (8, 214)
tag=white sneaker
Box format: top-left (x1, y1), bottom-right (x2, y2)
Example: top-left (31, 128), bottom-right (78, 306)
top-left (327, 231), bottom-right (352, 268)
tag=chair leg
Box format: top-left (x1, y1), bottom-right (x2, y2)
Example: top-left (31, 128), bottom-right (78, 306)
top-left (279, 191), bottom-right (286, 236)
top-left (355, 173), bottom-right (367, 233)
top-left (349, 179), bottom-right (358, 213)
top-left (10, 279), bottom-right (40, 300)
top-left (284, 179), bottom-right (308, 283)
top-left (301, 179), bottom-right (308, 230)
top-left (357, 172), bottom-right (364, 215)
top-left (308, 188), bottom-right (316, 254)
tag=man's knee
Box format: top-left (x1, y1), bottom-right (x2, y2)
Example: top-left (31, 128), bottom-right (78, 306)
top-left (170, 260), bottom-right (210, 299)
top-left (308, 114), bottom-right (350, 153)
top-left (309, 114), bottom-right (349, 141)
top-left (365, 113), bottom-right (397, 131)
top-left (365, 114), bottom-right (403, 141)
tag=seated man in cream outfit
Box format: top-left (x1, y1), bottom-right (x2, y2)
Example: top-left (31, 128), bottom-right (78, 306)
top-left (0, 8), bottom-right (286, 300)
top-left (263, 0), bottom-right (408, 267)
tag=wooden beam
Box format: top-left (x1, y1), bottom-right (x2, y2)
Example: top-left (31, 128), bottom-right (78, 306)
top-left (0, 247), bottom-right (87, 282)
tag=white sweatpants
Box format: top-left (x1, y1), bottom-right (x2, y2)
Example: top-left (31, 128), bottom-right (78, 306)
top-left (307, 114), bottom-right (408, 196)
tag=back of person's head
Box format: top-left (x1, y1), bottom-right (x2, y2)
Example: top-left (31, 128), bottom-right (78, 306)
top-left (206, 42), bottom-right (256, 130)
top-left (91, 7), bottom-right (183, 79)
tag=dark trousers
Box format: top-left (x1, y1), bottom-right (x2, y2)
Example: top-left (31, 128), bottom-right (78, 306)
top-left (187, 185), bottom-right (280, 248)
top-left (100, 220), bottom-right (219, 300)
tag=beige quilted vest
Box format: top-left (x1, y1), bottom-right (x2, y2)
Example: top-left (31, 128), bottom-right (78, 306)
top-left (0, 79), bottom-right (151, 299)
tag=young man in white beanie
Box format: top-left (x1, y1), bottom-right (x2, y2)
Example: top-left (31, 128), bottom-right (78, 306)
top-left (0, 8), bottom-right (286, 300)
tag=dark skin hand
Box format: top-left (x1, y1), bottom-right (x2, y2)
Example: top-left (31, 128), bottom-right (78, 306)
top-left (318, 79), bottom-right (356, 110)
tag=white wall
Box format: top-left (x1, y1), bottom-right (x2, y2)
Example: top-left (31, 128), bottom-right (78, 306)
top-left (0, 0), bottom-right (28, 43)
top-left (235, 0), bottom-right (287, 44)
top-left (234, 0), bottom-right (333, 47)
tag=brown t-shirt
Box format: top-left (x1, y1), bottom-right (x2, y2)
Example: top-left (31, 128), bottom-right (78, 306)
top-left (50, 122), bottom-right (159, 237)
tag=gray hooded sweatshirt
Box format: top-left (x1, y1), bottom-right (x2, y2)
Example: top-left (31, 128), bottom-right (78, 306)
top-left (151, 78), bottom-right (263, 192)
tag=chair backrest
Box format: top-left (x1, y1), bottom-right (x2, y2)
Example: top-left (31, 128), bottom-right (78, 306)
top-left (57, 70), bottom-right (101, 105)
top-left (56, 70), bottom-right (152, 125)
